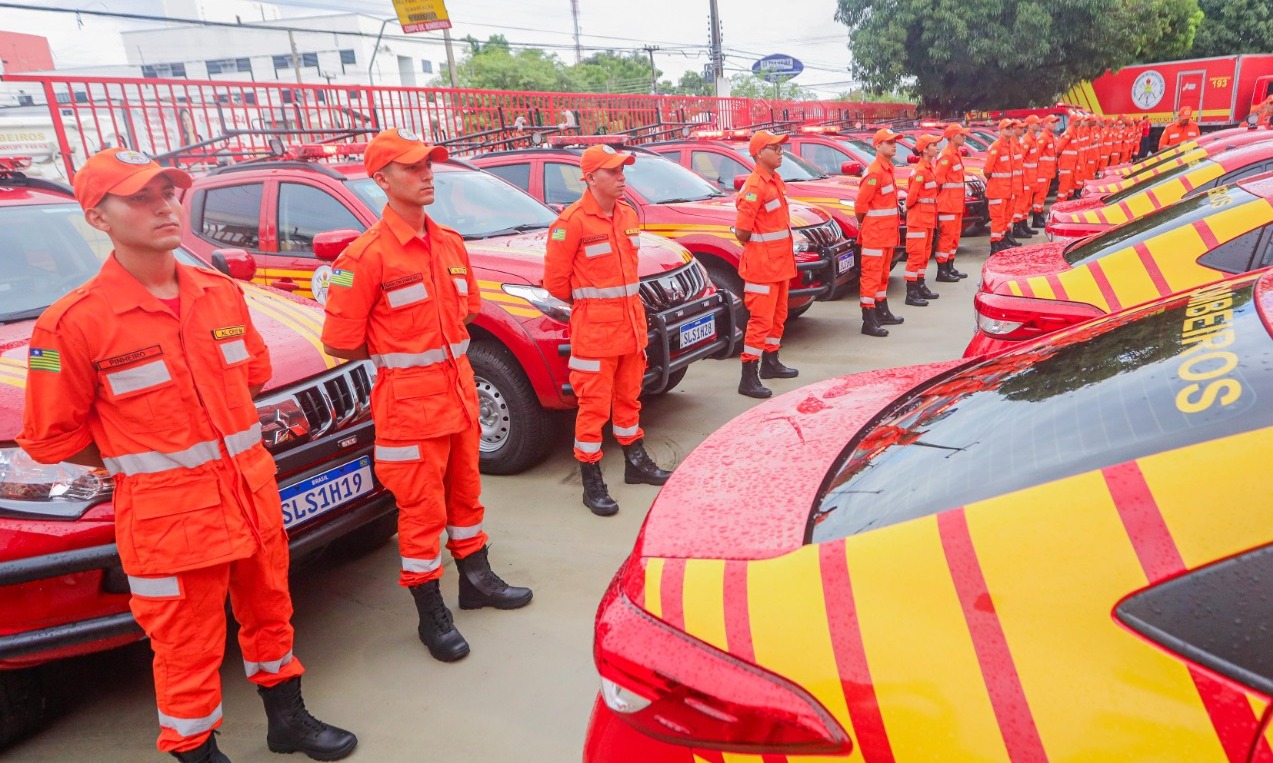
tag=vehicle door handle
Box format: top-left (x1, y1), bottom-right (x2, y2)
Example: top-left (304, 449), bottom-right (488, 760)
top-left (269, 279), bottom-right (299, 292)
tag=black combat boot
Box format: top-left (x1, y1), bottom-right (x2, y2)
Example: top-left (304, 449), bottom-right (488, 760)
top-left (409, 580), bottom-right (470, 661)
top-left (1032, 211), bottom-right (1047, 228)
top-left (172, 734), bottom-right (231, 763)
top-left (623, 439), bottom-right (672, 485)
top-left (258, 677), bottom-right (358, 761)
top-left (989, 240), bottom-right (1004, 255)
top-left (759, 350), bottom-right (798, 379)
top-left (861, 307), bottom-right (889, 337)
top-left (877, 298), bottom-right (904, 325)
top-left (948, 259), bottom-right (969, 279)
top-left (917, 277), bottom-right (940, 300)
top-left (1014, 221), bottom-right (1036, 238)
top-left (1004, 233), bottom-right (1021, 247)
top-left (580, 461), bottom-right (619, 516)
top-left (904, 281), bottom-right (929, 307)
top-left (456, 545), bottom-right (533, 610)
top-left (936, 260), bottom-right (961, 282)
top-left (738, 360), bottom-right (772, 399)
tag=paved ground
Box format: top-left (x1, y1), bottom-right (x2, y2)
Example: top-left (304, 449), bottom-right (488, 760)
top-left (4, 238), bottom-right (994, 763)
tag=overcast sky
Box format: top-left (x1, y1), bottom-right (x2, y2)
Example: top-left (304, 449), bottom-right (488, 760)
top-left (1, 0), bottom-right (857, 95)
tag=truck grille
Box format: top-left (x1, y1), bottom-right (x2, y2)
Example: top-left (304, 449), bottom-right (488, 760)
top-left (639, 262), bottom-right (710, 312)
top-left (796, 219), bottom-right (844, 247)
top-left (966, 177), bottom-right (986, 198)
top-left (256, 361), bottom-right (376, 454)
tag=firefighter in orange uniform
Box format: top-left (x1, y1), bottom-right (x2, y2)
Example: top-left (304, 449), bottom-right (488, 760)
top-left (1081, 115), bottom-right (1100, 186)
top-left (1098, 118), bottom-right (1114, 171)
top-left (933, 122), bottom-right (971, 282)
top-left (1033, 115), bottom-right (1059, 227)
top-left (902, 133), bottom-right (942, 306)
top-left (322, 129), bottom-right (532, 661)
top-left (18, 149), bottom-right (356, 763)
top-left (984, 119), bottom-right (1019, 254)
top-left (1055, 118), bottom-right (1081, 200)
top-left (1159, 106), bottom-right (1202, 149)
top-left (1015, 116), bottom-right (1041, 238)
top-left (732, 130), bottom-right (800, 398)
top-left (854, 127), bottom-right (906, 336)
top-left (543, 143), bottom-right (673, 514)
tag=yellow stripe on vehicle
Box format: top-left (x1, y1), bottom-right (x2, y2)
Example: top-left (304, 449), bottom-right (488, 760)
top-left (644, 558), bottom-right (665, 619)
top-left (1028, 276), bottom-right (1056, 301)
top-left (1055, 264), bottom-right (1111, 312)
top-left (1007, 281), bottom-right (1023, 297)
top-left (243, 285), bottom-right (327, 334)
top-left (967, 470), bottom-right (1228, 761)
top-left (642, 223), bottom-right (734, 232)
top-left (0, 367), bottom-right (26, 389)
top-left (241, 291), bottom-right (338, 369)
top-left (848, 518), bottom-right (1010, 761)
top-left (679, 559), bottom-right (729, 654)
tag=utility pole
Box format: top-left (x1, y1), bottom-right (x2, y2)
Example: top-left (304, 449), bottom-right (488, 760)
top-left (288, 29), bottom-right (303, 84)
top-left (570, 0), bottom-right (582, 64)
top-left (443, 27), bottom-right (458, 87)
top-left (643, 45), bottom-right (659, 93)
top-left (708, 0), bottom-right (727, 97)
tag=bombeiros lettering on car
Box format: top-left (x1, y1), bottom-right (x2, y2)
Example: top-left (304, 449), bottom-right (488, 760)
top-left (1176, 282), bottom-right (1242, 413)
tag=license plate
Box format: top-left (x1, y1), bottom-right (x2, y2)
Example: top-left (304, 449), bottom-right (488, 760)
top-left (678, 314), bottom-right (717, 348)
top-left (837, 252), bottom-right (855, 274)
top-left (279, 456), bottom-right (373, 530)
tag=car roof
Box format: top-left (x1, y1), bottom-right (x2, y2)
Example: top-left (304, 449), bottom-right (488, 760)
top-left (1236, 170), bottom-right (1273, 196)
top-left (475, 144), bottom-right (665, 162)
top-left (0, 173), bottom-right (77, 206)
top-left (190, 156), bottom-right (480, 183)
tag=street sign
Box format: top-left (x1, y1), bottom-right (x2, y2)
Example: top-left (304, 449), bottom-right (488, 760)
top-left (752, 54), bottom-right (803, 83)
top-left (392, 0), bottom-right (452, 33)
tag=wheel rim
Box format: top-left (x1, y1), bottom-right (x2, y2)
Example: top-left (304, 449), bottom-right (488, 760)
top-left (473, 375), bottom-right (512, 453)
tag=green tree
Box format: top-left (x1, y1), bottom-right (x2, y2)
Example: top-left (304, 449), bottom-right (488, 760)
top-left (660, 71), bottom-right (714, 96)
top-left (572, 51), bottom-right (658, 93)
top-left (727, 72), bottom-right (816, 100)
top-left (835, 0), bottom-right (1203, 112)
top-left (1189, 0), bottom-right (1273, 58)
top-left (449, 35), bottom-right (576, 92)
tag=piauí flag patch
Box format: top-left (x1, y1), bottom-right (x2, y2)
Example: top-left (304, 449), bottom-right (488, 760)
top-left (29, 348), bottom-right (61, 372)
top-left (744, 192), bottom-right (758, 202)
top-left (330, 269), bottom-right (355, 288)
top-left (550, 228), bottom-right (566, 241)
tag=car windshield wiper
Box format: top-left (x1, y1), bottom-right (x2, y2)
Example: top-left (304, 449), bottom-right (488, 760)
top-left (464, 222), bottom-right (551, 239)
top-left (0, 307), bottom-right (48, 324)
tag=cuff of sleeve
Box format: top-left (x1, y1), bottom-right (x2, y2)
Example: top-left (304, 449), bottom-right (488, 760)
top-left (320, 316), bottom-right (367, 351)
top-left (16, 429), bottom-right (95, 466)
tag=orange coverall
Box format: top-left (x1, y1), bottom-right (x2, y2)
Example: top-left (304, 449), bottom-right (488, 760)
top-left (984, 136), bottom-right (1014, 243)
top-left (904, 157), bottom-right (938, 281)
top-left (933, 144), bottom-right (965, 264)
top-left (854, 157), bottom-right (900, 308)
top-left (734, 164), bottom-right (797, 361)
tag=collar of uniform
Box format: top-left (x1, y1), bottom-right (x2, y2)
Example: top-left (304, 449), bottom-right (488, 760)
top-left (381, 204), bottom-right (436, 246)
top-left (579, 189), bottom-right (622, 221)
top-left (98, 252), bottom-right (207, 315)
top-left (754, 162), bottom-right (776, 181)
top-left (869, 157), bottom-right (893, 176)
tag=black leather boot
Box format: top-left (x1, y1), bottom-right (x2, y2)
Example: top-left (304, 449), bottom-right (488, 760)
top-left (172, 734), bottom-right (231, 763)
top-left (948, 259), bottom-right (969, 279)
top-left (456, 545), bottom-right (533, 610)
top-left (409, 580), bottom-right (470, 661)
top-left (861, 307), bottom-right (889, 337)
top-left (935, 260), bottom-right (961, 282)
top-left (738, 360), bottom-right (772, 399)
top-left (1032, 211), bottom-right (1047, 228)
top-left (1014, 221), bottom-right (1036, 238)
top-left (258, 677), bottom-right (358, 761)
top-left (623, 439), bottom-right (672, 485)
top-left (877, 298), bottom-right (904, 325)
top-left (917, 277), bottom-right (940, 300)
top-left (904, 281), bottom-right (929, 307)
top-left (759, 350), bottom-right (798, 379)
top-left (1003, 233), bottom-right (1021, 247)
top-left (580, 461), bottom-right (619, 516)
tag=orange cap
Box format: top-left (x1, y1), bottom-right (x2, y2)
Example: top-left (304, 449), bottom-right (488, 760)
top-left (943, 123), bottom-right (970, 137)
top-left (72, 148), bottom-right (192, 210)
top-left (1044, 114), bottom-right (1061, 122)
top-left (914, 134), bottom-right (942, 153)
top-left (1179, 106), bottom-right (1193, 118)
top-left (1024, 115), bottom-right (1041, 125)
top-left (998, 118), bottom-right (1014, 130)
top-left (747, 130), bottom-right (788, 157)
top-left (580, 144), bottom-right (636, 175)
top-left (364, 127), bottom-right (448, 176)
top-left (872, 127), bottom-right (902, 146)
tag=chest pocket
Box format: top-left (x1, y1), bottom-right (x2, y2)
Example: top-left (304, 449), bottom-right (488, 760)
top-left (99, 354), bottom-right (185, 432)
top-left (383, 272), bottom-right (430, 309)
top-left (215, 338), bottom-right (255, 408)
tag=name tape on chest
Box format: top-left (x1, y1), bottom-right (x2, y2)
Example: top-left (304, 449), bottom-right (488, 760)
top-left (448, 266), bottom-right (467, 276)
top-left (94, 345), bottom-right (163, 372)
top-left (212, 325), bottom-right (246, 341)
top-left (382, 272), bottom-right (425, 291)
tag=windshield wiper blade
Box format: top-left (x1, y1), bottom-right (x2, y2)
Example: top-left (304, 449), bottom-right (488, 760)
top-left (465, 222), bottom-right (551, 239)
top-left (0, 307), bottom-right (48, 324)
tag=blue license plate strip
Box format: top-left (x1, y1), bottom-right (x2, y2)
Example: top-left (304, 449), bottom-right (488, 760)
top-left (279, 456), bottom-right (374, 530)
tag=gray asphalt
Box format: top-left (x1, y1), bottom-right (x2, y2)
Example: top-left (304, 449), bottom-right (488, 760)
top-left (3, 236), bottom-right (993, 763)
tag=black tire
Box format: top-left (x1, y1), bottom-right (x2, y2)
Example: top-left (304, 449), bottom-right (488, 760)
top-left (704, 262), bottom-right (749, 328)
top-left (468, 340), bottom-right (556, 475)
top-left (642, 367), bottom-right (687, 398)
top-left (0, 667), bottom-right (51, 750)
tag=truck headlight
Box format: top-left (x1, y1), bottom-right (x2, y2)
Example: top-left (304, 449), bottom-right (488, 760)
top-left (502, 284), bottom-right (573, 323)
top-left (793, 228), bottom-right (814, 253)
top-left (0, 447), bottom-right (114, 519)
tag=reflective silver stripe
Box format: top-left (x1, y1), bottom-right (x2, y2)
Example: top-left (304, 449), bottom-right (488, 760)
top-left (219, 339), bottom-right (249, 366)
top-left (106, 359), bottom-right (171, 396)
top-left (574, 440), bottom-right (602, 454)
top-left (453, 277), bottom-right (469, 295)
top-left (158, 704), bottom-right (222, 738)
top-left (742, 345), bottom-right (765, 357)
top-left (987, 199), bottom-right (1003, 205)
top-left (860, 248), bottom-right (885, 257)
top-left (568, 356), bottom-right (602, 372)
top-left (104, 439), bottom-right (220, 476)
top-left (764, 337), bottom-right (781, 346)
top-left (1061, 150), bottom-right (1078, 155)
top-left (743, 283), bottom-right (771, 295)
top-left (572, 283), bottom-right (639, 300)
top-left (224, 423), bottom-right (263, 457)
top-left (924, 182), bottom-right (937, 189)
top-left (584, 242), bottom-right (612, 258)
top-left (938, 214), bottom-right (957, 221)
top-left (941, 183), bottom-right (963, 189)
top-left (402, 555), bottom-right (441, 573)
top-left (128, 575), bottom-right (180, 598)
top-left (447, 523), bottom-right (484, 540)
top-left (953, 165), bottom-right (963, 171)
top-left (917, 199), bottom-right (936, 204)
top-left (865, 208), bottom-right (897, 217)
top-left (750, 229), bottom-right (791, 242)
top-left (860, 297), bottom-right (876, 305)
top-left (372, 340), bottom-right (464, 369)
top-left (906, 231), bottom-right (927, 238)
top-left (990, 172), bottom-right (1011, 178)
top-left (764, 198), bottom-right (781, 212)
top-left (243, 650), bottom-right (294, 678)
top-left (881, 185), bottom-right (894, 193)
top-left (386, 282), bottom-right (428, 308)
top-left (376, 444), bottom-right (421, 462)
top-left (1058, 170), bottom-right (1072, 175)
top-left (629, 235), bottom-right (641, 248)
top-left (451, 339), bottom-right (470, 358)
top-left (905, 270), bottom-right (919, 277)
top-left (875, 290), bottom-right (887, 299)
top-left (1024, 163), bottom-right (1038, 168)
top-left (612, 424), bottom-right (640, 438)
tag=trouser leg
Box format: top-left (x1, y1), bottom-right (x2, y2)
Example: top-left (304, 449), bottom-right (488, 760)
top-left (230, 528), bottom-right (305, 691)
top-left (988, 197), bottom-right (1009, 242)
top-left (375, 440), bottom-right (450, 587)
top-left (904, 227), bottom-right (934, 281)
top-left (610, 351), bottom-right (646, 447)
top-left (936, 216), bottom-right (961, 263)
top-left (741, 282), bottom-right (778, 361)
top-left (569, 355), bottom-right (617, 463)
top-left (441, 423), bottom-right (489, 561)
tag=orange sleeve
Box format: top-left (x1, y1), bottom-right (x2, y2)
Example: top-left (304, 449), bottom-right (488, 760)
top-left (236, 287), bottom-right (272, 388)
top-left (17, 316), bottom-right (97, 464)
top-left (856, 170), bottom-right (879, 211)
top-left (461, 241), bottom-right (481, 314)
top-left (320, 243), bottom-right (381, 351)
top-left (734, 177), bottom-right (762, 234)
top-left (544, 214), bottom-right (580, 303)
top-left (1158, 129), bottom-right (1170, 150)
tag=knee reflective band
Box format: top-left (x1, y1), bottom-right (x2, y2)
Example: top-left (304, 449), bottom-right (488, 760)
top-left (402, 556), bottom-right (441, 574)
top-left (446, 523), bottom-right (484, 540)
top-left (860, 248), bottom-right (885, 257)
top-left (159, 704), bottom-right (223, 738)
top-left (743, 283), bottom-right (771, 294)
top-left (567, 357), bottom-right (602, 372)
top-left (612, 424), bottom-right (640, 438)
top-left (244, 650), bottom-right (294, 678)
top-left (375, 444), bottom-right (421, 462)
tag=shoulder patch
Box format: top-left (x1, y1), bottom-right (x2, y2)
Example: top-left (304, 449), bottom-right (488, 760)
top-left (28, 347), bottom-right (61, 373)
top-left (550, 228), bottom-right (567, 241)
top-left (867, 178), bottom-right (878, 185)
top-left (330, 269), bottom-right (355, 288)
top-left (744, 192), bottom-right (758, 202)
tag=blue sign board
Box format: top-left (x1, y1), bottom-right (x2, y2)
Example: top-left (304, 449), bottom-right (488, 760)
top-left (752, 54), bottom-right (804, 83)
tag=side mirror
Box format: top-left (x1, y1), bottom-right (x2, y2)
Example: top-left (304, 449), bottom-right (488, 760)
top-left (211, 249), bottom-right (257, 281)
top-left (548, 202), bottom-right (567, 213)
top-left (733, 174), bottom-right (748, 191)
top-left (906, 154), bottom-right (919, 164)
top-left (840, 160), bottom-right (864, 176)
top-left (959, 146), bottom-right (971, 156)
top-left (313, 229), bottom-right (361, 262)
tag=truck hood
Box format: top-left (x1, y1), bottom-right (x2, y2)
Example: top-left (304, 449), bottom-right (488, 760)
top-left (1050, 196), bottom-right (1106, 215)
top-left (465, 228), bottom-right (693, 280)
top-left (0, 283), bottom-right (342, 441)
top-left (981, 241), bottom-right (1073, 294)
top-left (657, 195), bottom-right (831, 228)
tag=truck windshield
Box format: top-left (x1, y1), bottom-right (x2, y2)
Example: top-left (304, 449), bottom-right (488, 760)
top-left (624, 155), bottom-right (724, 203)
top-left (728, 147), bottom-right (823, 181)
top-left (348, 168), bottom-right (557, 239)
top-left (808, 275), bottom-right (1273, 543)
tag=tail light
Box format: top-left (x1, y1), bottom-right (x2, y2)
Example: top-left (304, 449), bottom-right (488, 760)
top-left (593, 560), bottom-right (852, 755)
top-left (973, 290), bottom-right (1103, 340)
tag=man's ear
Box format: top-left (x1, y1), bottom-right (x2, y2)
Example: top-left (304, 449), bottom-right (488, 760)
top-left (84, 204), bottom-right (110, 234)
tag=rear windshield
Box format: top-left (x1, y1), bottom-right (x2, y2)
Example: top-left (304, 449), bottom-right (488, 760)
top-left (809, 277), bottom-right (1272, 543)
top-left (1063, 185), bottom-right (1259, 266)
top-left (1105, 160), bottom-right (1201, 204)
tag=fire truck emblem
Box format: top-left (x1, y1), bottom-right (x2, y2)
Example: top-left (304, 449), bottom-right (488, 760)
top-left (1131, 71), bottom-right (1166, 110)
top-left (396, 128), bottom-right (422, 142)
top-left (115, 150), bottom-right (152, 166)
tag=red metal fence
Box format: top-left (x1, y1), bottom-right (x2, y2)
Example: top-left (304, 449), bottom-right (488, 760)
top-left (2, 74), bottom-right (914, 177)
